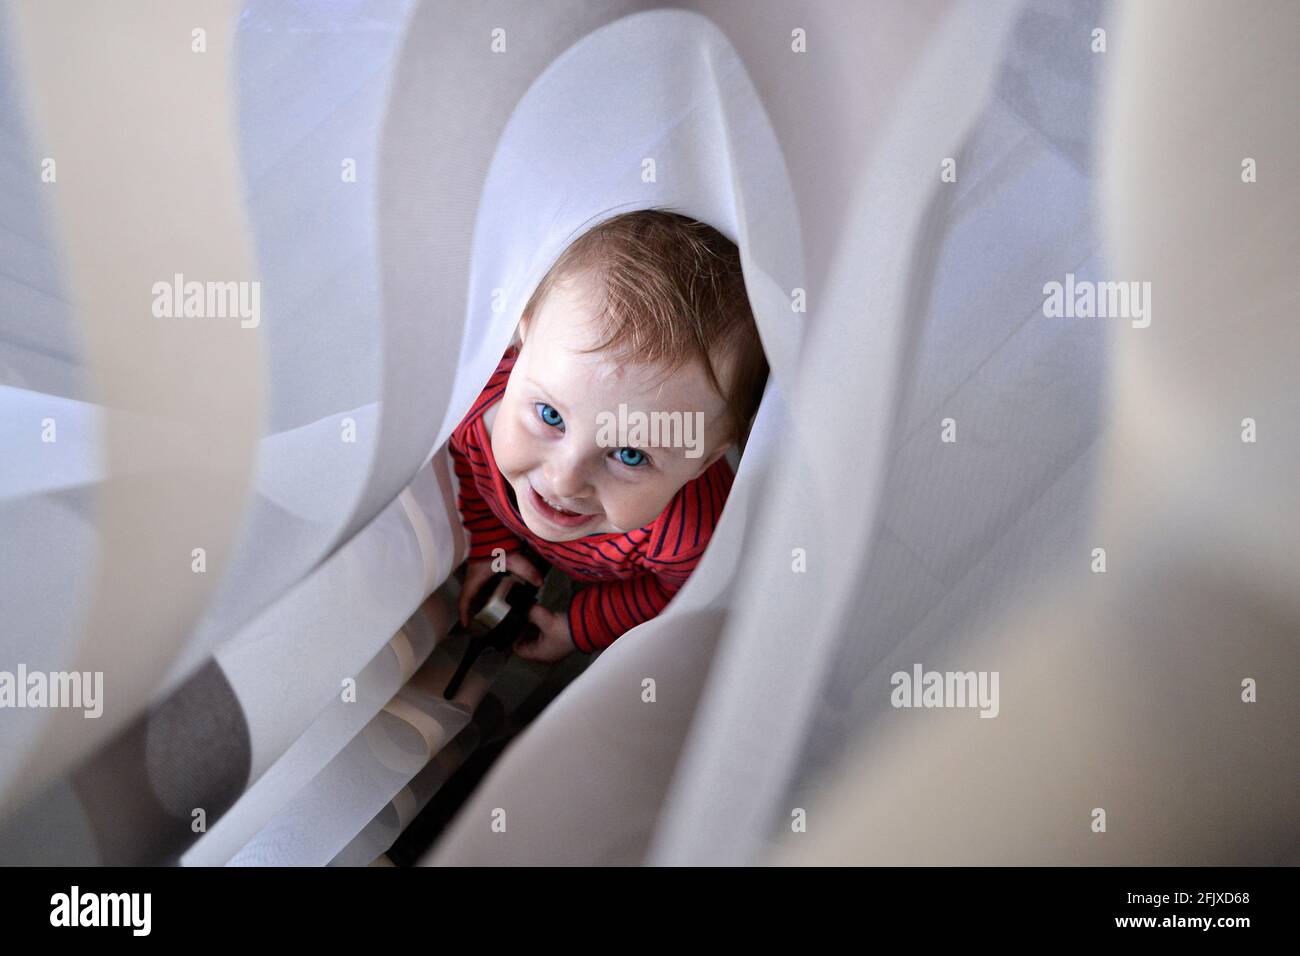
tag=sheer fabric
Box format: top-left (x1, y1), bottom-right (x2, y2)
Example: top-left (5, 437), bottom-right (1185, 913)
top-left (1, 0), bottom-right (1292, 867)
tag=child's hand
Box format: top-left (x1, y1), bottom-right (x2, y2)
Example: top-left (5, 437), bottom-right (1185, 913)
top-left (458, 552), bottom-right (543, 628)
top-left (514, 605), bottom-right (577, 663)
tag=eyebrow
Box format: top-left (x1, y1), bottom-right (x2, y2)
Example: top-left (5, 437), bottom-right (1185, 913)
top-left (523, 374), bottom-right (566, 415)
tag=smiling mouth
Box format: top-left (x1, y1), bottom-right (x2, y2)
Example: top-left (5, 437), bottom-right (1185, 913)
top-left (527, 483), bottom-right (596, 528)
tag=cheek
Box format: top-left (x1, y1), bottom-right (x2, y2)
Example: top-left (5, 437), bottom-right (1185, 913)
top-left (491, 404), bottom-right (536, 478)
top-left (597, 473), bottom-right (681, 528)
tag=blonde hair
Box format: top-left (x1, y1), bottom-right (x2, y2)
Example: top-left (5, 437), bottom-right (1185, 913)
top-left (521, 209), bottom-right (767, 446)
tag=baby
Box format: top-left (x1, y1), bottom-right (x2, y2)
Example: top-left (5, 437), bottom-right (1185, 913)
top-left (448, 210), bottom-right (767, 661)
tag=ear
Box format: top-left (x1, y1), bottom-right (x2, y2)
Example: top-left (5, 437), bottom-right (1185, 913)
top-left (694, 443), bottom-right (730, 475)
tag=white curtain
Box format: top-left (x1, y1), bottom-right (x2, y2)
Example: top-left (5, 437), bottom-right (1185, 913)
top-left (771, 0), bottom-right (1300, 866)
top-left (1, 0), bottom-right (1293, 866)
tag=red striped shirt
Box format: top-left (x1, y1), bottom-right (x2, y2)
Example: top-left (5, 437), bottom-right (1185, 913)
top-left (447, 346), bottom-right (733, 652)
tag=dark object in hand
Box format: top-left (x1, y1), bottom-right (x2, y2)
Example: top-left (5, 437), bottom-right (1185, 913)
top-left (443, 559), bottom-right (549, 698)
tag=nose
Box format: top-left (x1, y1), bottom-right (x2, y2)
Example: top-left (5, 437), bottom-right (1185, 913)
top-left (544, 443), bottom-right (592, 500)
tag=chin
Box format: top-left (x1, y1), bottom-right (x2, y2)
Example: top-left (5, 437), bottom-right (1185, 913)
top-left (528, 524), bottom-right (579, 543)
top-left (523, 512), bottom-right (595, 543)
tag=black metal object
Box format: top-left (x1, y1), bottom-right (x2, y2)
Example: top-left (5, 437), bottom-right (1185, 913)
top-left (442, 553), bottom-right (551, 699)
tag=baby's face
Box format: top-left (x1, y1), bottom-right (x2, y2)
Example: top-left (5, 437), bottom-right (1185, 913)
top-left (490, 273), bottom-right (731, 542)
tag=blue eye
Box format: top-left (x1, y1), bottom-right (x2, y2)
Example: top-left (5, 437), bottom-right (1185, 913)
top-left (616, 448), bottom-right (647, 467)
top-left (535, 403), bottom-right (564, 430)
